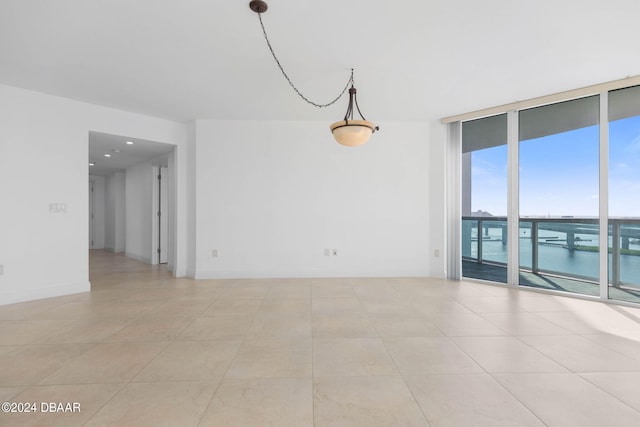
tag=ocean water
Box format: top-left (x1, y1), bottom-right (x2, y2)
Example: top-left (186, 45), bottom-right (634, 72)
top-left (464, 226), bottom-right (640, 287)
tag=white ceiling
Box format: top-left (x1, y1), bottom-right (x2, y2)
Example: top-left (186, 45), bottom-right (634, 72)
top-left (88, 131), bottom-right (173, 176)
top-left (2, 0), bottom-right (640, 125)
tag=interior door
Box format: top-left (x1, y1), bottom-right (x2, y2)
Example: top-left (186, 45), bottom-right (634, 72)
top-left (158, 166), bottom-right (168, 264)
top-left (89, 180), bottom-right (94, 249)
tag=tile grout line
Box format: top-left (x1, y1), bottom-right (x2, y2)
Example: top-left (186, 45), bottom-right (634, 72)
top-left (79, 338), bottom-right (174, 425)
top-left (195, 284), bottom-right (268, 427)
top-left (360, 284), bottom-right (433, 427)
top-left (446, 327), bottom-right (550, 426)
top-left (577, 372), bottom-right (640, 416)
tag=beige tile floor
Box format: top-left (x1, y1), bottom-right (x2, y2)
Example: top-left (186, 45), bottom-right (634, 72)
top-left (2, 251), bottom-right (640, 426)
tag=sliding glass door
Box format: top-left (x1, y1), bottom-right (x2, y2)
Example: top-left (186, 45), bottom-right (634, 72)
top-left (518, 96), bottom-right (601, 297)
top-left (461, 114), bottom-right (508, 283)
top-left (608, 86), bottom-right (640, 303)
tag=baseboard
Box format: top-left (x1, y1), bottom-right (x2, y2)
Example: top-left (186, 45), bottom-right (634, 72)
top-left (185, 268), bottom-right (197, 279)
top-left (173, 267), bottom-right (188, 278)
top-left (104, 246), bottom-right (125, 254)
top-left (125, 251), bottom-right (152, 265)
top-left (0, 280), bottom-right (90, 306)
top-left (193, 268), bottom-right (430, 280)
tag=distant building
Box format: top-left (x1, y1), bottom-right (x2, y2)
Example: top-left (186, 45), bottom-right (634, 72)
top-left (472, 210), bottom-right (494, 217)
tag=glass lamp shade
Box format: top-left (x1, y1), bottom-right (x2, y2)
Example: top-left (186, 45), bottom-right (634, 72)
top-left (330, 119), bottom-right (377, 146)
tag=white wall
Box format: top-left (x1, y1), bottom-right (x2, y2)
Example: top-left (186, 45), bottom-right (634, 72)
top-left (125, 162), bottom-right (154, 264)
top-left (89, 175), bottom-right (106, 249)
top-left (167, 149), bottom-right (181, 274)
top-left (0, 84), bottom-right (187, 305)
top-left (193, 119), bottom-right (430, 279)
top-left (0, 81), bottom-right (442, 305)
top-left (105, 172), bottom-right (126, 252)
top-left (185, 121), bottom-right (197, 277)
top-left (428, 120), bottom-right (448, 279)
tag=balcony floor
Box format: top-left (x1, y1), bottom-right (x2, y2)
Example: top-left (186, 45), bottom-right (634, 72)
top-left (462, 261), bottom-right (640, 304)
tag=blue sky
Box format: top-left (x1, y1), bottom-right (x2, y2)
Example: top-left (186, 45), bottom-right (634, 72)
top-left (471, 116), bottom-right (640, 218)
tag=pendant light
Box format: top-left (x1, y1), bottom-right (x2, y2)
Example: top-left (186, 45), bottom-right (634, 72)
top-left (330, 85), bottom-right (379, 147)
top-left (249, 0), bottom-right (379, 146)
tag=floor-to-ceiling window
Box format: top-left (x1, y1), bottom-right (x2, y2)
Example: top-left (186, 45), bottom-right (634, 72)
top-left (518, 96), bottom-right (600, 296)
top-left (456, 79), bottom-right (640, 304)
top-left (608, 86), bottom-right (640, 303)
top-left (461, 114), bottom-right (508, 283)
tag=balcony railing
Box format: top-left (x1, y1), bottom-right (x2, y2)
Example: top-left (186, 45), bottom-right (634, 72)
top-left (462, 216), bottom-right (640, 289)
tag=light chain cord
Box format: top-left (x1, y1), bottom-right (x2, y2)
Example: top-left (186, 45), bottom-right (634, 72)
top-left (257, 12), bottom-right (353, 108)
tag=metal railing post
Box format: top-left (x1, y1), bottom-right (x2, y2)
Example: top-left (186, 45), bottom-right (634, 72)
top-left (532, 221), bottom-right (539, 274)
top-left (477, 219), bottom-right (483, 264)
top-left (612, 221), bottom-right (621, 287)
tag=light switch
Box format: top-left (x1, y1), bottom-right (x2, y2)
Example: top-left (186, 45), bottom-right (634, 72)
top-left (49, 203), bottom-right (67, 214)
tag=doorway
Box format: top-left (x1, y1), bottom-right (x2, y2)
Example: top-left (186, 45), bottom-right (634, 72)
top-left (88, 131), bottom-right (176, 269)
top-left (156, 165), bottom-right (169, 264)
top-left (89, 179), bottom-right (95, 249)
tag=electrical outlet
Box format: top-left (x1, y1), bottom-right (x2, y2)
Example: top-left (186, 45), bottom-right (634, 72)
top-left (434, 249), bottom-right (440, 258)
top-left (324, 248), bottom-right (330, 256)
top-left (212, 249), bottom-right (219, 258)
top-left (331, 249), bottom-right (338, 256)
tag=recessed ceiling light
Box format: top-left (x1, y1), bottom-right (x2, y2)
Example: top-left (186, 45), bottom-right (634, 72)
top-left (89, 162), bottom-right (95, 166)
top-left (104, 154), bottom-right (111, 158)
top-left (126, 141), bottom-right (134, 145)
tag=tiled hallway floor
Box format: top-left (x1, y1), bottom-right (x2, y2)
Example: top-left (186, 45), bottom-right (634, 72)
top-left (2, 251), bottom-right (640, 425)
